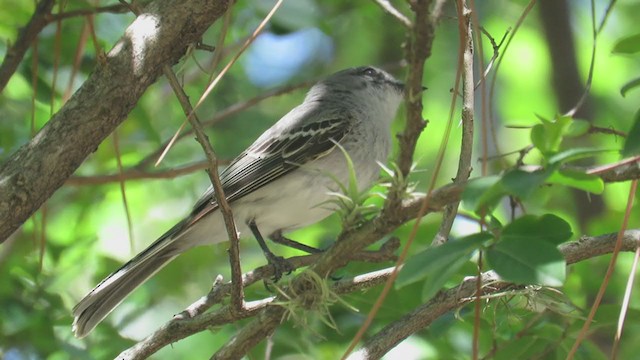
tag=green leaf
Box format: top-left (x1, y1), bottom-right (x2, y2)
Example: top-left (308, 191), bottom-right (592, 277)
top-left (486, 237), bottom-right (566, 286)
top-left (420, 254), bottom-right (471, 301)
top-left (547, 147), bottom-right (611, 165)
top-left (530, 124), bottom-right (548, 154)
top-left (547, 169), bottom-right (604, 194)
top-left (501, 168), bottom-right (552, 199)
top-left (530, 115), bottom-right (572, 156)
top-left (565, 119), bottom-right (591, 137)
top-left (621, 77), bottom-right (640, 97)
top-left (502, 214), bottom-right (573, 245)
top-left (397, 232), bottom-right (492, 289)
top-left (612, 33), bottom-right (640, 54)
top-left (494, 336), bottom-right (538, 360)
top-left (622, 109), bottom-right (640, 157)
top-left (462, 176), bottom-right (505, 214)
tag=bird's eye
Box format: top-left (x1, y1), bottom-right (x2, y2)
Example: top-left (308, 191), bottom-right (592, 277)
top-left (361, 67), bottom-right (377, 77)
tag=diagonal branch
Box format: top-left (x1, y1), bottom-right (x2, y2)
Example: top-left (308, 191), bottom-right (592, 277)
top-left (0, 0), bottom-right (233, 243)
top-left (0, 0), bottom-right (55, 92)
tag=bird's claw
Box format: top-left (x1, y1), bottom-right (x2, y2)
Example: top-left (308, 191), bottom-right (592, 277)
top-left (267, 254), bottom-right (294, 282)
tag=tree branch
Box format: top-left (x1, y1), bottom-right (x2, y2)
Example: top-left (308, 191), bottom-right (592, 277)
top-left (65, 161), bottom-right (213, 186)
top-left (114, 156), bottom-right (640, 357)
top-left (0, 0), bottom-right (233, 242)
top-left (0, 0), bottom-right (55, 92)
top-left (435, 4), bottom-right (474, 245)
top-left (350, 230), bottom-right (640, 359)
top-left (118, 241), bottom-right (400, 359)
top-left (118, 220), bottom-right (640, 358)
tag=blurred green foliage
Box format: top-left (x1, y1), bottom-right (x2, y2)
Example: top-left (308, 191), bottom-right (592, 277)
top-left (1, 0), bottom-right (640, 359)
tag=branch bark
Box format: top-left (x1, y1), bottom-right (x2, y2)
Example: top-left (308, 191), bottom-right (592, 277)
top-left (118, 223), bottom-right (640, 358)
top-left (115, 162), bottom-right (640, 358)
top-left (0, 0), bottom-right (232, 242)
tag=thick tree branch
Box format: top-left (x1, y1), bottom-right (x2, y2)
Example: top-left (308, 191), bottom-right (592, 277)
top-left (0, 0), bottom-right (232, 242)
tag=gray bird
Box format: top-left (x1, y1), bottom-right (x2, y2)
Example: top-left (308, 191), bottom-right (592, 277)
top-left (72, 66), bottom-right (405, 338)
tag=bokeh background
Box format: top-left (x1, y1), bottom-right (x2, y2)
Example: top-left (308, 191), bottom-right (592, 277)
top-left (1, 0), bottom-right (640, 359)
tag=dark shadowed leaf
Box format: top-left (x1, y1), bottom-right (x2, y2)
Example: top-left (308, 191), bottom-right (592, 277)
top-left (502, 214), bottom-right (573, 245)
top-left (462, 176), bottom-right (505, 214)
top-left (612, 33), bottom-right (640, 54)
top-left (397, 232), bottom-right (492, 293)
top-left (486, 237), bottom-right (565, 286)
top-left (501, 168), bottom-right (552, 199)
top-left (622, 109), bottom-right (640, 157)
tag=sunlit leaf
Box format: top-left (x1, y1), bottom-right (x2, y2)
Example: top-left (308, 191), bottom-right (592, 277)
top-left (565, 119), bottom-right (591, 137)
top-left (547, 169), bottom-right (604, 194)
top-left (547, 147), bottom-right (611, 165)
top-left (530, 115), bottom-right (572, 156)
top-left (486, 238), bottom-right (566, 286)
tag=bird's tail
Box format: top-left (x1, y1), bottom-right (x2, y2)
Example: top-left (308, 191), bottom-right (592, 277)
top-left (72, 221), bottom-right (189, 338)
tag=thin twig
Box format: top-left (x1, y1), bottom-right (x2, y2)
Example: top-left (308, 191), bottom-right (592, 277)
top-left (567, 180), bottom-right (638, 359)
top-left (66, 161), bottom-right (213, 186)
top-left (586, 155), bottom-right (640, 180)
top-left (0, 0), bottom-right (55, 92)
top-left (612, 239), bottom-right (640, 359)
top-left (207, 0), bottom-right (235, 83)
top-left (112, 131), bottom-right (136, 253)
top-left (588, 125), bottom-right (626, 137)
top-left (136, 81), bottom-right (311, 169)
top-left (63, 16), bottom-right (91, 102)
top-left (118, 0), bottom-right (244, 310)
top-left (47, 3), bottom-right (138, 21)
top-left (474, 27), bottom-right (509, 90)
top-left (564, 0), bottom-right (596, 117)
top-left (51, 1), bottom-right (62, 114)
top-left (487, 0), bottom-right (537, 161)
top-left (155, 0), bottom-right (285, 167)
top-left (434, 3), bottom-right (474, 246)
top-left (162, 63), bottom-right (245, 312)
top-left (372, 0), bottom-right (412, 28)
top-left (597, 0), bottom-right (618, 35)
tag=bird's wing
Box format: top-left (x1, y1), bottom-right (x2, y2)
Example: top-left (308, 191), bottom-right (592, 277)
top-left (186, 112), bottom-right (354, 225)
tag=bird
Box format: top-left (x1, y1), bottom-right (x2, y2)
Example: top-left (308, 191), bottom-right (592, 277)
top-left (72, 66), bottom-right (405, 338)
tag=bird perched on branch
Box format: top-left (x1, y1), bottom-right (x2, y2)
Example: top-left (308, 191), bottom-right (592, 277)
top-left (72, 66), bottom-right (405, 338)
